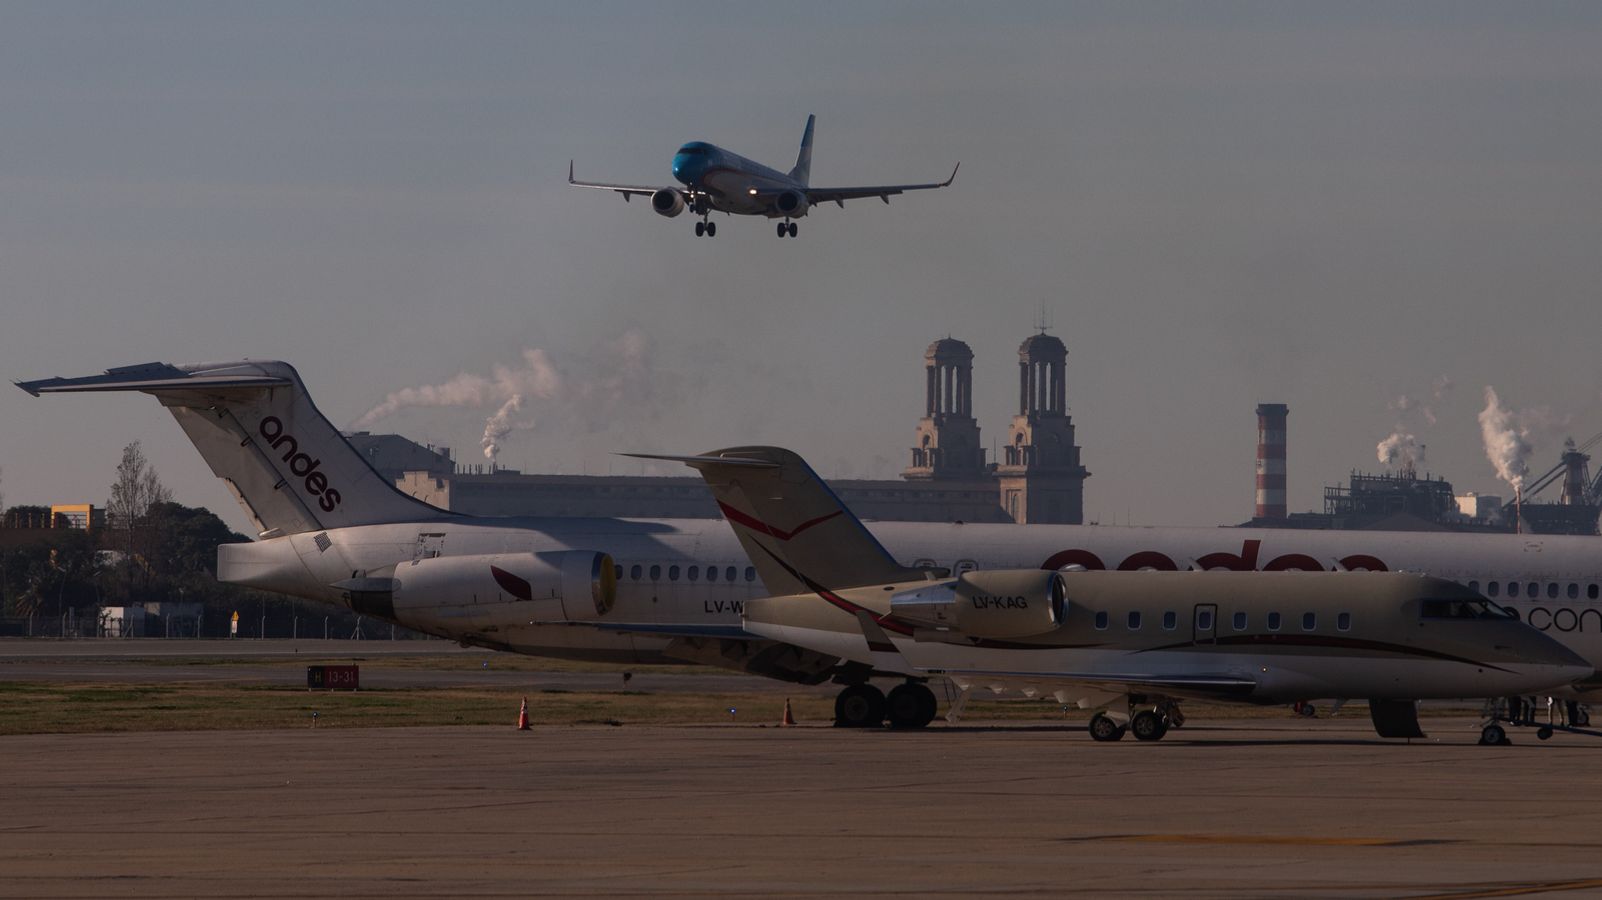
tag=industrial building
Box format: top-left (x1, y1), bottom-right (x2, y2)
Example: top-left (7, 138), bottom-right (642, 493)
top-left (353, 333), bottom-right (1091, 525)
top-left (1242, 404), bottom-right (1600, 536)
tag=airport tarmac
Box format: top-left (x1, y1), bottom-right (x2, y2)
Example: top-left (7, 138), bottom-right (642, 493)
top-left (4, 718), bottom-right (1602, 899)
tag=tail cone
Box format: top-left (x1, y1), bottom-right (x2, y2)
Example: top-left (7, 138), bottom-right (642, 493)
top-left (517, 697), bottom-right (530, 731)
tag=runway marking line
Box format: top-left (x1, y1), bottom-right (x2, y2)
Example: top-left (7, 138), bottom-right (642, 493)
top-left (1066, 833), bottom-right (1459, 848)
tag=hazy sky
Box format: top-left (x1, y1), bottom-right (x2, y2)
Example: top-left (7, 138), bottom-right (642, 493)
top-left (4, 2), bottom-right (1602, 535)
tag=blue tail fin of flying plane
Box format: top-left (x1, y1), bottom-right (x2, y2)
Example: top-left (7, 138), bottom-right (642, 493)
top-left (788, 115), bottom-right (814, 185)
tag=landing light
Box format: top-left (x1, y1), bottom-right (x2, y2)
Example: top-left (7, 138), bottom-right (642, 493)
top-left (748, 188), bottom-right (758, 195)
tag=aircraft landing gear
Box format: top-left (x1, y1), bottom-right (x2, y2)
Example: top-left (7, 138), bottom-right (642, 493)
top-left (776, 220), bottom-right (798, 238)
top-left (834, 683), bottom-right (885, 728)
top-left (696, 218), bottom-right (716, 237)
top-left (886, 682), bottom-right (938, 729)
top-left (1088, 712), bottom-right (1126, 742)
top-left (1092, 698), bottom-right (1181, 742)
top-left (1131, 709), bottom-right (1169, 742)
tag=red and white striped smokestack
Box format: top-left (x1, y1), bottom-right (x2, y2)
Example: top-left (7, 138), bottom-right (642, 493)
top-left (1255, 403), bottom-right (1289, 519)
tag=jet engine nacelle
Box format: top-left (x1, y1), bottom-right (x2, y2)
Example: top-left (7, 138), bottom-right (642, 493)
top-left (773, 190), bottom-right (809, 217)
top-left (889, 569), bottom-right (1066, 639)
top-left (651, 188), bottom-right (686, 218)
top-left (388, 550), bottom-right (617, 629)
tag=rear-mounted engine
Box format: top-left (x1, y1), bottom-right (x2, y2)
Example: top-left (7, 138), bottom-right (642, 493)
top-left (889, 569), bottom-right (1066, 639)
top-left (381, 550), bottom-right (616, 629)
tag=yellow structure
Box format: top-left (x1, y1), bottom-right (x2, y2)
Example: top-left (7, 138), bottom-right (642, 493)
top-left (49, 504), bottom-right (104, 531)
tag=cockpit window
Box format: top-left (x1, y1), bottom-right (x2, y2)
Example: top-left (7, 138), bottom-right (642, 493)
top-left (1420, 598), bottom-right (1516, 620)
top-left (677, 146), bottom-right (710, 156)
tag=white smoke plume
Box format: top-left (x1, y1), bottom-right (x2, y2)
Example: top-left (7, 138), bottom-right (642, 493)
top-left (1387, 375), bottom-right (1454, 428)
top-left (353, 349), bottom-right (562, 429)
top-left (1377, 374), bottom-right (1453, 471)
top-left (1376, 431), bottom-right (1425, 468)
top-left (1478, 386), bottom-right (1534, 490)
top-left (352, 329), bottom-right (668, 464)
top-left (481, 394), bottom-right (533, 462)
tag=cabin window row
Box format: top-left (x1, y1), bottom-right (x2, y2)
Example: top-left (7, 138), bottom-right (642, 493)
top-left (616, 564), bottom-right (759, 584)
top-left (1467, 580), bottom-right (1601, 601)
top-left (1093, 609), bottom-right (1351, 633)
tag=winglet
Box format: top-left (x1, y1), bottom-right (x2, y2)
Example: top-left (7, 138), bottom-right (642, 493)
top-left (942, 162), bottom-right (960, 187)
top-left (568, 160), bottom-right (575, 184)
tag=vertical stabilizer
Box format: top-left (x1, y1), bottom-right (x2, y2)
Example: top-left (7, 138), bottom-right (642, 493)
top-left (631, 446), bottom-right (925, 596)
top-left (788, 114), bottom-right (815, 185)
top-left (18, 360), bottom-right (455, 537)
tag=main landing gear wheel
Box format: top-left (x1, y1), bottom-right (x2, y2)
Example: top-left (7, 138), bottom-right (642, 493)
top-left (1480, 723), bottom-right (1510, 746)
top-left (1088, 713), bottom-right (1126, 742)
top-left (705, 220), bottom-right (716, 236)
top-left (775, 221), bottom-right (799, 238)
top-left (694, 221), bottom-right (705, 237)
top-left (834, 684), bottom-right (886, 728)
top-left (886, 683), bottom-right (938, 729)
top-left (1130, 710), bottom-right (1170, 742)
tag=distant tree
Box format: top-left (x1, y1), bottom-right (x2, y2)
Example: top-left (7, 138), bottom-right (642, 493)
top-left (107, 441), bottom-right (171, 528)
top-left (146, 502), bottom-right (250, 578)
top-left (0, 463), bottom-right (5, 516)
top-left (106, 441), bottom-right (172, 600)
top-left (3, 530), bottom-right (100, 618)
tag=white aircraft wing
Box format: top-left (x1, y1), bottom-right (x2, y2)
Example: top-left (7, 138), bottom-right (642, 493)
top-left (567, 161), bottom-right (680, 200)
top-left (805, 163), bottom-right (959, 206)
top-left (854, 613), bottom-right (1256, 700)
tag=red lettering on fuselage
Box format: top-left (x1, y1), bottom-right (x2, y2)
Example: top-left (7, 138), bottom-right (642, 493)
top-left (1040, 539), bottom-right (1389, 574)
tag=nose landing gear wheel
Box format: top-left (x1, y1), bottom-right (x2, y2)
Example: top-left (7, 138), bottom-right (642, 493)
top-left (1131, 710), bottom-right (1169, 742)
top-left (1089, 713), bottom-right (1126, 742)
top-left (886, 683), bottom-right (938, 729)
top-left (834, 684), bottom-right (887, 728)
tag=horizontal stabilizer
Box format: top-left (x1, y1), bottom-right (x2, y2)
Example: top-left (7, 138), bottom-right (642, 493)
top-left (18, 362), bottom-right (290, 397)
top-left (620, 452), bottom-right (779, 470)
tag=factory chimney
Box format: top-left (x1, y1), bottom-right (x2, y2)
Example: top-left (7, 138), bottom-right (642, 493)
top-left (1255, 403), bottom-right (1289, 520)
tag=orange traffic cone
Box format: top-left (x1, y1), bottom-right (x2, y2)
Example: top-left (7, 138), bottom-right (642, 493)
top-left (517, 697), bottom-right (530, 731)
top-left (781, 698), bottom-right (796, 726)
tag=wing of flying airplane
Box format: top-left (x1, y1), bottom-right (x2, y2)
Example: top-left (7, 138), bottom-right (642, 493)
top-left (566, 161), bottom-right (683, 200)
top-left (804, 163), bottom-right (960, 207)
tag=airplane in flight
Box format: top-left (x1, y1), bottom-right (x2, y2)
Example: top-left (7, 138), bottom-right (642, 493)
top-left (568, 115), bottom-right (958, 238)
top-left (18, 359), bottom-right (1602, 734)
top-left (654, 445), bottom-right (1590, 741)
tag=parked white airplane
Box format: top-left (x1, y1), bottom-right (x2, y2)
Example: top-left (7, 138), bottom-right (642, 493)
top-left (17, 360), bottom-right (1602, 730)
top-left (652, 446), bottom-right (1590, 740)
top-left (568, 114), bottom-right (957, 237)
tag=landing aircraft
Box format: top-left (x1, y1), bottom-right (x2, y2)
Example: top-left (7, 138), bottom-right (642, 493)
top-left (17, 359), bottom-right (1602, 730)
top-left (568, 114), bottom-right (958, 237)
top-left (653, 446), bottom-right (1590, 740)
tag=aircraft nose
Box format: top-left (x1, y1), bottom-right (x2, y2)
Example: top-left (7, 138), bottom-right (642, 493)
top-left (1520, 631), bottom-right (1594, 683)
top-left (672, 155), bottom-right (698, 183)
